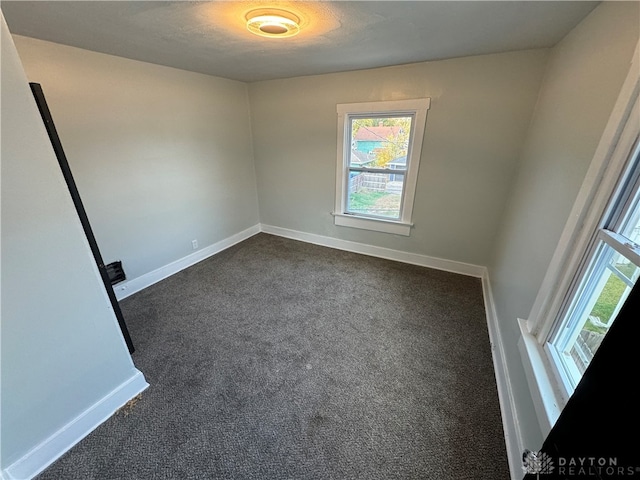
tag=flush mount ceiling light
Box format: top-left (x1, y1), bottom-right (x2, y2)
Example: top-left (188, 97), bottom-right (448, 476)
top-left (246, 9), bottom-right (301, 38)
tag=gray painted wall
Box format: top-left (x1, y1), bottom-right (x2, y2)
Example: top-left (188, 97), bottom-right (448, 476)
top-left (12, 35), bottom-right (260, 282)
top-left (248, 49), bottom-right (549, 266)
top-left (1, 15), bottom-right (143, 468)
top-left (488, 1), bottom-right (640, 450)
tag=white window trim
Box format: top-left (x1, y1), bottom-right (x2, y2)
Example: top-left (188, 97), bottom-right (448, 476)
top-left (333, 98), bottom-right (430, 236)
top-left (519, 41), bottom-right (640, 436)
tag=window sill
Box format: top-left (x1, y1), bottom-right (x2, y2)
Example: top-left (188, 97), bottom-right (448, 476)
top-left (517, 318), bottom-right (566, 437)
top-left (332, 213), bottom-right (412, 236)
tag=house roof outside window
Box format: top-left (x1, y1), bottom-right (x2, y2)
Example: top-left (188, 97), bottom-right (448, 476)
top-left (354, 125), bottom-right (402, 142)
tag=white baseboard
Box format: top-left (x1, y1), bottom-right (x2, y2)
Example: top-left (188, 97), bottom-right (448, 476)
top-left (114, 223), bottom-right (483, 302)
top-left (260, 224), bottom-right (486, 278)
top-left (113, 224), bottom-right (261, 300)
top-left (2, 370), bottom-right (149, 480)
top-left (481, 273), bottom-right (525, 480)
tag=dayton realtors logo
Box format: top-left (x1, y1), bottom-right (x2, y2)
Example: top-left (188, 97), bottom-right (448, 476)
top-left (556, 457), bottom-right (639, 477)
top-left (522, 450), bottom-right (555, 477)
top-left (522, 450), bottom-right (640, 477)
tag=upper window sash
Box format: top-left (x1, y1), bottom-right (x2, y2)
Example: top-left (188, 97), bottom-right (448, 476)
top-left (606, 149), bottom-right (640, 239)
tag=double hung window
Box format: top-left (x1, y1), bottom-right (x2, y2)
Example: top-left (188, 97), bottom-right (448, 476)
top-left (334, 99), bottom-right (430, 236)
top-left (547, 140), bottom-right (640, 393)
top-left (514, 47), bottom-right (639, 435)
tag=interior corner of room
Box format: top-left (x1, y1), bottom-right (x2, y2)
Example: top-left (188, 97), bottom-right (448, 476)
top-left (1, 1), bottom-right (639, 479)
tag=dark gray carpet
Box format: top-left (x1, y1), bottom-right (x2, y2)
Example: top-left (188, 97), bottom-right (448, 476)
top-left (37, 233), bottom-right (509, 480)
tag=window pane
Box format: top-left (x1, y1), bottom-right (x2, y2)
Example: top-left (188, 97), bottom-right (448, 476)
top-left (620, 187), bottom-right (640, 244)
top-left (349, 117), bottom-right (412, 169)
top-left (347, 171), bottom-right (404, 219)
top-left (552, 242), bottom-right (639, 385)
top-left (616, 143), bottom-right (640, 242)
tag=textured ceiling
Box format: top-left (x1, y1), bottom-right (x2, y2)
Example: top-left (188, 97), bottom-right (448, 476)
top-left (2, 1), bottom-right (600, 82)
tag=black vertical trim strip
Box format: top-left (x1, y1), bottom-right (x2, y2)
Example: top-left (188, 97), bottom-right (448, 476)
top-left (29, 82), bottom-right (135, 354)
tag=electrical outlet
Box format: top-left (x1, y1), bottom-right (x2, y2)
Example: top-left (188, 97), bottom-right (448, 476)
top-left (192, 239), bottom-right (198, 250)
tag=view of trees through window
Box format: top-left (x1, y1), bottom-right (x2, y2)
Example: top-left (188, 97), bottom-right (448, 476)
top-left (346, 116), bottom-right (412, 219)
